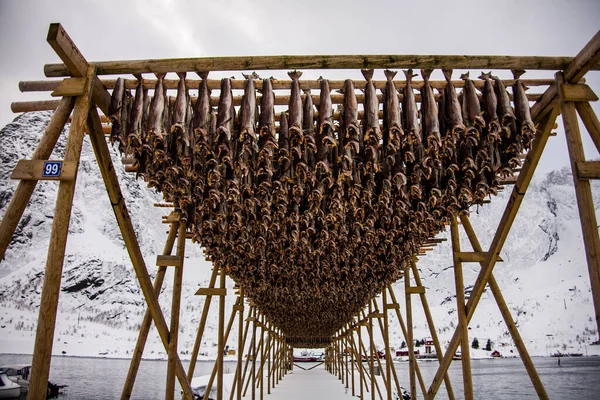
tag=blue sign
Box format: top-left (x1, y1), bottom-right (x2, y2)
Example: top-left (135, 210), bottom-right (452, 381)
top-left (42, 161), bottom-right (62, 177)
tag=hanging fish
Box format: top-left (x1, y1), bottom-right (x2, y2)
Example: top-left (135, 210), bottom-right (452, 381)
top-left (317, 77), bottom-right (335, 164)
top-left (442, 69), bottom-right (465, 139)
top-left (193, 71), bottom-right (211, 136)
top-left (479, 71), bottom-right (501, 142)
top-left (302, 88), bottom-right (316, 169)
top-left (288, 70), bottom-right (304, 131)
top-left (460, 71), bottom-right (485, 145)
top-left (420, 68), bottom-right (441, 154)
top-left (109, 77), bottom-right (125, 146)
top-left (512, 69), bottom-right (536, 150)
top-left (216, 77), bottom-right (234, 165)
top-left (127, 74), bottom-right (145, 150)
top-left (148, 73), bottom-right (167, 138)
top-left (492, 74), bottom-right (516, 136)
top-left (382, 69), bottom-right (402, 159)
top-left (171, 72), bottom-right (189, 158)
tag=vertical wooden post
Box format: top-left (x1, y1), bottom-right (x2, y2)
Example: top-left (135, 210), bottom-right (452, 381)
top-left (404, 262), bottom-right (417, 400)
top-left (382, 290), bottom-right (392, 400)
top-left (187, 266), bottom-right (220, 379)
top-left (28, 67), bottom-right (94, 400)
top-left (251, 307), bottom-right (257, 400)
top-left (259, 315), bottom-right (265, 400)
top-left (358, 318), bottom-right (364, 400)
top-left (237, 288), bottom-right (245, 400)
top-left (350, 328), bottom-right (356, 397)
top-left (368, 304), bottom-right (375, 400)
top-left (267, 326), bottom-right (271, 395)
top-left (451, 216), bottom-right (473, 400)
top-left (217, 267), bottom-right (226, 400)
top-left (460, 214), bottom-right (549, 399)
top-left (0, 96), bottom-right (75, 260)
top-left (122, 221), bottom-right (179, 399)
top-left (558, 72), bottom-right (600, 338)
top-left (166, 221), bottom-right (186, 400)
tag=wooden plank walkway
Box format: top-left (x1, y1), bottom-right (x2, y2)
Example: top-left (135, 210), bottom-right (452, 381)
top-left (268, 365), bottom-right (354, 400)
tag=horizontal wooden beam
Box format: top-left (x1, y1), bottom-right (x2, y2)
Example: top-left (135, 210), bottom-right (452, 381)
top-left (576, 161), bottom-right (600, 179)
top-left (156, 255), bottom-right (183, 267)
top-left (43, 54), bottom-right (600, 77)
top-left (195, 288), bottom-right (227, 296)
top-left (20, 77), bottom-right (557, 93)
top-left (559, 83), bottom-right (598, 102)
top-left (456, 252), bottom-right (503, 263)
top-left (368, 312), bottom-right (385, 318)
top-left (384, 304), bottom-right (400, 310)
top-left (10, 160), bottom-right (77, 181)
top-left (11, 91), bottom-right (543, 114)
top-left (406, 286), bottom-right (426, 294)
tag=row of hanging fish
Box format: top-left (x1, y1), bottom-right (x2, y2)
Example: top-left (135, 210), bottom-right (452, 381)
top-left (108, 68), bottom-right (537, 337)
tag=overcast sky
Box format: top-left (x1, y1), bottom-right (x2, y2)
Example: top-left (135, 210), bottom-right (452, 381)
top-left (0, 0), bottom-right (599, 175)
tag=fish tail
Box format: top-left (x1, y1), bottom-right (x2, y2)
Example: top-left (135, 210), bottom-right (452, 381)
top-left (512, 69), bottom-right (526, 79)
top-left (287, 70), bottom-right (303, 80)
top-left (442, 69), bottom-right (453, 82)
top-left (133, 73), bottom-right (143, 81)
top-left (361, 68), bottom-right (374, 81)
top-left (403, 69), bottom-right (414, 82)
top-left (460, 71), bottom-right (470, 80)
top-left (155, 72), bottom-right (167, 80)
top-left (384, 69), bottom-right (397, 81)
top-left (478, 71), bottom-right (489, 80)
top-left (421, 68), bottom-right (433, 82)
top-left (303, 88), bottom-right (311, 95)
top-left (177, 72), bottom-right (187, 79)
top-left (197, 71), bottom-right (209, 80)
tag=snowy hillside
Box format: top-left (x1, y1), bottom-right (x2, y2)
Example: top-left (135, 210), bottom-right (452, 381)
top-left (0, 112), bottom-right (598, 360)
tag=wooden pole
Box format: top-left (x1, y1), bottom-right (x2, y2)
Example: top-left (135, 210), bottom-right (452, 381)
top-left (28, 67), bottom-right (94, 400)
top-left (358, 317), bottom-right (364, 399)
top-left (121, 221), bottom-right (178, 399)
top-left (558, 72), bottom-right (600, 340)
top-left (459, 214), bottom-right (549, 399)
top-left (251, 308), bottom-right (257, 400)
top-left (217, 268), bottom-right (226, 400)
top-left (384, 285), bottom-right (427, 397)
top-left (350, 329), bottom-right (356, 397)
top-left (44, 53), bottom-right (600, 77)
top-left (187, 266), bottom-right (220, 379)
top-left (166, 221), bottom-right (186, 400)
top-left (426, 104), bottom-right (560, 399)
top-left (451, 217), bottom-right (474, 400)
top-left (382, 290), bottom-right (393, 400)
top-left (237, 288), bottom-right (244, 400)
top-left (404, 263), bottom-right (417, 400)
top-left (0, 96), bottom-right (74, 261)
top-left (86, 105), bottom-right (195, 398)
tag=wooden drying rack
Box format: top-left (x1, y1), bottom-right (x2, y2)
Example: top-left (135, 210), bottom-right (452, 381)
top-left (1, 22), bottom-right (600, 400)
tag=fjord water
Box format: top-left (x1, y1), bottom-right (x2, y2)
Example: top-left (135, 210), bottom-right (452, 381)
top-left (1, 354), bottom-right (599, 399)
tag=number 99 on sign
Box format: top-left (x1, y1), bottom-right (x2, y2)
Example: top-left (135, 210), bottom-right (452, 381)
top-left (42, 161), bottom-right (62, 177)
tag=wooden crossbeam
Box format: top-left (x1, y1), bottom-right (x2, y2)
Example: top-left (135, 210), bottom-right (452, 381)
top-left (576, 161), bottom-right (600, 179)
top-left (10, 160), bottom-right (77, 181)
top-left (406, 286), bottom-right (426, 294)
top-left (156, 255), bottom-right (183, 267)
top-left (195, 288), bottom-right (227, 296)
top-left (559, 83), bottom-right (598, 102)
top-left (44, 54), bottom-right (600, 77)
top-left (456, 252), bottom-right (503, 263)
top-left (50, 77), bottom-right (87, 97)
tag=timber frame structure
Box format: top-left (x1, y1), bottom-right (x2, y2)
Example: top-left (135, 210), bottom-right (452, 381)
top-left (1, 23), bottom-right (600, 400)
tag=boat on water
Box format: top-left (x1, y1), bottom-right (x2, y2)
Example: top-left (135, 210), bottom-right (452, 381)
top-left (0, 373), bottom-right (21, 399)
top-left (0, 364), bottom-right (66, 398)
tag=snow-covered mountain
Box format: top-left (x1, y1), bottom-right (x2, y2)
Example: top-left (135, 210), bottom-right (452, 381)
top-left (0, 112), bottom-right (598, 360)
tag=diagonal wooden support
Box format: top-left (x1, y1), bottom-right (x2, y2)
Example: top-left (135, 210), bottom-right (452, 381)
top-left (373, 293), bottom-right (404, 399)
top-left (426, 105), bottom-right (560, 399)
top-left (450, 217), bottom-right (473, 400)
top-left (28, 66), bottom-right (94, 400)
top-left (166, 221), bottom-right (186, 400)
top-left (459, 214), bottom-right (549, 399)
top-left (121, 221), bottom-right (179, 399)
top-left (558, 72), bottom-right (600, 339)
top-left (187, 266), bottom-right (220, 379)
top-left (86, 107), bottom-right (193, 398)
top-left (0, 96), bottom-right (75, 260)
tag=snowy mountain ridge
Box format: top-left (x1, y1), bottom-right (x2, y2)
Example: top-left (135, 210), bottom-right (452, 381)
top-left (0, 112), bottom-right (598, 360)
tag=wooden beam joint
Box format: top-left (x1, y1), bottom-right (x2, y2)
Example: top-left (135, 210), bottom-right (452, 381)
top-left (559, 83), bottom-right (599, 102)
top-left (576, 161), bottom-right (600, 179)
top-left (195, 288), bottom-right (227, 296)
top-left (156, 255), bottom-right (183, 267)
top-left (456, 251), bottom-right (503, 263)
